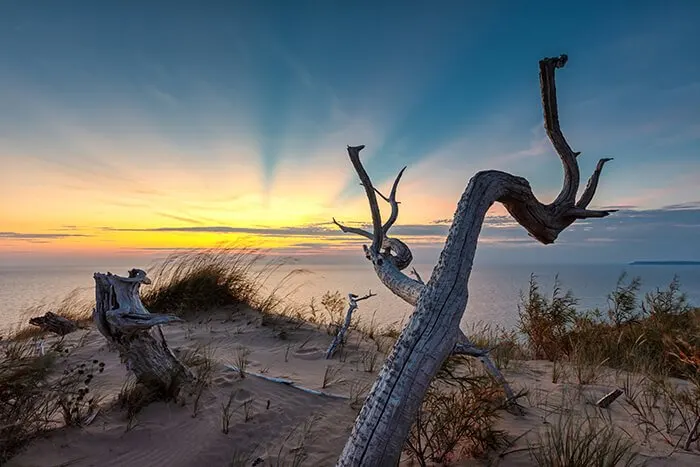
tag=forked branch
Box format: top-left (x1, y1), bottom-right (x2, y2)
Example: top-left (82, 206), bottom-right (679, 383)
top-left (352, 291), bottom-right (377, 303)
top-left (334, 161), bottom-right (414, 272)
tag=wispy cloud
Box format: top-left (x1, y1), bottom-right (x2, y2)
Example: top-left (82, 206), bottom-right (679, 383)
top-left (101, 224), bottom-right (335, 237)
top-left (0, 231), bottom-right (91, 240)
top-left (154, 212), bottom-right (207, 225)
top-left (88, 205), bottom-right (700, 253)
top-left (662, 201), bottom-right (700, 211)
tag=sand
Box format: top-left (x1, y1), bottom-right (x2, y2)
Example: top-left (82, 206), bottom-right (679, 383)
top-left (5, 306), bottom-right (700, 466)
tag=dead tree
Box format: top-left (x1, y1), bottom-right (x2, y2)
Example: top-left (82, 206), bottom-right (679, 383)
top-left (334, 55), bottom-right (616, 466)
top-left (326, 291), bottom-right (376, 359)
top-left (29, 311), bottom-right (78, 336)
top-left (93, 269), bottom-right (193, 398)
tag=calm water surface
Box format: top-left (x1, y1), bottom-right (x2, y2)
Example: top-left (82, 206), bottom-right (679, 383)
top-left (1, 260), bottom-right (698, 333)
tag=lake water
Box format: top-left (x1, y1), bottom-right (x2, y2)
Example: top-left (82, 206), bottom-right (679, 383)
top-left (1, 260), bottom-right (699, 334)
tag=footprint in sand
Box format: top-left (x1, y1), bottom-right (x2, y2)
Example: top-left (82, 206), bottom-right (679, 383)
top-left (293, 347), bottom-right (323, 360)
top-left (233, 388), bottom-right (253, 403)
top-left (213, 373), bottom-right (238, 387)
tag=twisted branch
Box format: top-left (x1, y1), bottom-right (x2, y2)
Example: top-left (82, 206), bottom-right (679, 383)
top-left (337, 55), bottom-right (617, 466)
top-left (334, 161), bottom-right (415, 272)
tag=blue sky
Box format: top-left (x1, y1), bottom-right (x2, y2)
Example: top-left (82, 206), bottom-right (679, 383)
top-left (0, 0), bottom-right (698, 264)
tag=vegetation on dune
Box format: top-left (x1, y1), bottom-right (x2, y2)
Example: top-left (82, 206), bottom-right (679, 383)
top-left (518, 272), bottom-right (699, 378)
top-left (531, 413), bottom-right (639, 467)
top-left (518, 272), bottom-right (700, 459)
top-left (404, 356), bottom-right (508, 465)
top-left (3, 245), bottom-right (699, 464)
top-left (141, 247), bottom-right (287, 317)
top-left (0, 339), bottom-right (105, 463)
top-left (8, 288), bottom-right (93, 340)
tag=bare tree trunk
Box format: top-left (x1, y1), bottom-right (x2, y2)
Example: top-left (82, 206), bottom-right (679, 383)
top-left (334, 55), bottom-right (616, 466)
top-left (93, 269), bottom-right (193, 398)
top-left (334, 160), bottom-right (517, 405)
top-left (326, 291), bottom-right (375, 359)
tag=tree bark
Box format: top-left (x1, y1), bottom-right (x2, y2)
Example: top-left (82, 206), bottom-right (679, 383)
top-left (335, 55), bottom-right (616, 466)
top-left (93, 269), bottom-right (193, 398)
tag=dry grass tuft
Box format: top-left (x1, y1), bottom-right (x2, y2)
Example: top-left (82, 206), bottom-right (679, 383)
top-left (531, 414), bottom-right (638, 466)
top-left (322, 364), bottom-right (345, 388)
top-left (9, 288), bottom-right (93, 340)
top-left (141, 246), bottom-right (282, 317)
top-left (0, 340), bottom-right (106, 462)
top-left (404, 358), bottom-right (507, 465)
top-left (0, 339), bottom-right (57, 461)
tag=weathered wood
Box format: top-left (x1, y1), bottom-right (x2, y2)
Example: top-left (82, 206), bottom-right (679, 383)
top-left (326, 291), bottom-right (375, 359)
top-left (93, 269), bottom-right (193, 398)
top-left (337, 159), bottom-right (520, 411)
top-left (28, 312), bottom-right (78, 336)
top-left (335, 170), bottom-right (518, 408)
top-left (224, 364), bottom-right (349, 399)
top-left (596, 388), bottom-right (623, 408)
top-left (334, 55), bottom-right (615, 466)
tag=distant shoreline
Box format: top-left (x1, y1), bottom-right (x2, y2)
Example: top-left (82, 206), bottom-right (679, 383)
top-left (629, 261), bottom-right (700, 266)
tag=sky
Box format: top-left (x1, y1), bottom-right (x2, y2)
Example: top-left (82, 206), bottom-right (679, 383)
top-left (0, 0), bottom-right (699, 266)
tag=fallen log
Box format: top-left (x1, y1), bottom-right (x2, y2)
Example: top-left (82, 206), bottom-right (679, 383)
top-left (29, 311), bottom-right (78, 336)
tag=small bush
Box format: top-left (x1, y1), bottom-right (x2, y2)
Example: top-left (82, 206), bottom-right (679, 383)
top-left (606, 272), bottom-right (642, 326)
top-left (1, 341), bottom-right (105, 462)
top-left (518, 274), bottom-right (577, 361)
top-left (465, 322), bottom-right (526, 371)
top-left (55, 360), bottom-right (104, 426)
top-left (0, 340), bottom-right (57, 461)
top-left (320, 291), bottom-right (348, 336)
top-left (643, 275), bottom-right (692, 316)
top-left (404, 360), bottom-right (506, 465)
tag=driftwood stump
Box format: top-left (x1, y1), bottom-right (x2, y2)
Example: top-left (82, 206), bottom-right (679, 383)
top-left (93, 269), bottom-right (193, 398)
top-left (29, 312), bottom-right (78, 336)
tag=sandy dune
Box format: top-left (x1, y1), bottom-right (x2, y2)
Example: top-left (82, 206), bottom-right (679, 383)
top-left (5, 306), bottom-right (700, 466)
